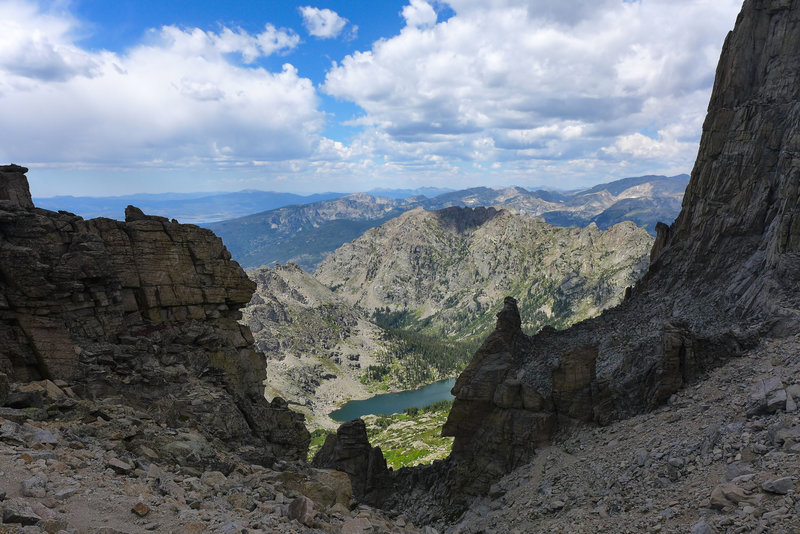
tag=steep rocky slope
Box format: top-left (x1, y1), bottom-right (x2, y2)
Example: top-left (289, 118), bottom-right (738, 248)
top-left (441, 0), bottom-right (800, 503)
top-left (0, 388), bottom-right (428, 533)
top-left (241, 262), bottom-right (478, 432)
top-left (447, 335), bottom-right (800, 533)
top-left (0, 166), bottom-right (308, 464)
top-left (241, 263), bottom-right (388, 429)
top-left (316, 207), bottom-right (652, 345)
top-left (209, 175), bottom-right (686, 271)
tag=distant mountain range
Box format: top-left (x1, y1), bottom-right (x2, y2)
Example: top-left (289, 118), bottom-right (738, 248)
top-left (33, 190), bottom-right (347, 224)
top-left (366, 186), bottom-right (455, 199)
top-left (208, 174), bottom-right (688, 271)
top-left (207, 194), bottom-right (418, 270)
top-left (539, 174), bottom-right (688, 232)
top-left (31, 186), bottom-right (451, 223)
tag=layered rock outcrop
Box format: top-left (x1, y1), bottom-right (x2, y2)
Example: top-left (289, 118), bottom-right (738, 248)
top-left (442, 0), bottom-right (800, 496)
top-left (0, 165), bottom-right (308, 462)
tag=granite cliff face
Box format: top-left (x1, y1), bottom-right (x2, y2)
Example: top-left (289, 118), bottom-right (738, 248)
top-left (656, 0), bottom-right (800, 321)
top-left (0, 166), bottom-right (308, 462)
top-left (441, 0), bottom-right (800, 497)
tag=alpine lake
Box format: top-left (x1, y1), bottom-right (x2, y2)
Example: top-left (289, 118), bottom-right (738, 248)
top-left (330, 378), bottom-right (456, 421)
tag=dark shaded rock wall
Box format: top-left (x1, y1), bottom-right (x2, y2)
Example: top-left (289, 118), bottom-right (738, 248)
top-left (659, 0), bottom-right (800, 320)
top-left (442, 0), bottom-right (800, 496)
top-left (311, 418), bottom-right (391, 505)
top-left (0, 165), bottom-right (309, 461)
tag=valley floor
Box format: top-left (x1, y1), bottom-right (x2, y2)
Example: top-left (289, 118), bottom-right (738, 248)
top-left (444, 334), bottom-right (800, 533)
top-left (309, 401), bottom-right (454, 470)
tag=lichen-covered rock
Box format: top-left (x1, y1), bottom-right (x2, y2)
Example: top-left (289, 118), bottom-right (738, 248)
top-left (442, 0), bottom-right (800, 497)
top-left (0, 167), bottom-right (308, 461)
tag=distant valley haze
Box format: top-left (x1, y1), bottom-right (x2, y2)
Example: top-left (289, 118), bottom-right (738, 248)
top-left (1, 1), bottom-right (741, 198)
top-left (32, 175), bottom-right (688, 228)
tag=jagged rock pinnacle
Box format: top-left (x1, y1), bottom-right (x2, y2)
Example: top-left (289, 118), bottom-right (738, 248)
top-left (495, 296), bottom-right (521, 332)
top-left (0, 164), bottom-right (34, 209)
top-left (124, 204), bottom-right (147, 222)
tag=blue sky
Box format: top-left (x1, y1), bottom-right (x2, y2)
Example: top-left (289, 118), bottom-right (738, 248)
top-left (0, 0), bottom-right (742, 197)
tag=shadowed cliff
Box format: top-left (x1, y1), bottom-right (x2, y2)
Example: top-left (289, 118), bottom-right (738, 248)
top-left (439, 0), bottom-right (800, 499)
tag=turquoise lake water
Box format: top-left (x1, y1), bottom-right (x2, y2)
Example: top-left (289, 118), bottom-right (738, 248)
top-left (329, 378), bottom-right (456, 422)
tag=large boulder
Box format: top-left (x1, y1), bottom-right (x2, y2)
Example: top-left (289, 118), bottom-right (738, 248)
top-left (311, 418), bottom-right (391, 505)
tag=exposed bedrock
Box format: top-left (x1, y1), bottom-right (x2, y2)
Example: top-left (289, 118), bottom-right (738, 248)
top-left (0, 165), bottom-right (309, 462)
top-left (442, 0), bottom-right (800, 496)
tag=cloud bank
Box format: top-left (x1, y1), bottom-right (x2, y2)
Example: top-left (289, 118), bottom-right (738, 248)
top-left (0, 1), bottom-right (319, 170)
top-left (323, 0), bottom-right (741, 188)
top-left (0, 0), bottom-right (743, 194)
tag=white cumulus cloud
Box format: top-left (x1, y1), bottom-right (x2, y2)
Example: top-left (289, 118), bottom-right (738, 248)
top-left (0, 2), bottom-right (321, 170)
top-left (322, 0), bottom-right (742, 188)
top-left (603, 132), bottom-right (687, 160)
top-left (299, 6), bottom-right (350, 39)
top-left (0, 0), bottom-right (749, 194)
top-left (0, 1), bottom-right (97, 81)
top-left (402, 0), bottom-right (438, 28)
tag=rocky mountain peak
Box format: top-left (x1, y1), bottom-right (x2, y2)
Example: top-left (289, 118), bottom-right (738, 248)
top-left (432, 206), bottom-right (502, 233)
top-left (0, 164), bottom-right (34, 209)
top-left (316, 206), bottom-right (651, 343)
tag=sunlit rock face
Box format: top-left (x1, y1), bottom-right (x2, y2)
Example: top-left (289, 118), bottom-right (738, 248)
top-left (443, 0), bottom-right (800, 495)
top-left (0, 165), bottom-right (308, 462)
